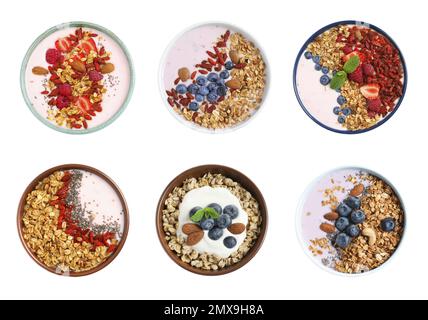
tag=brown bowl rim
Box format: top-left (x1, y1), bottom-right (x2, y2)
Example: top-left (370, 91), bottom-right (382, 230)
top-left (17, 164), bottom-right (130, 277)
top-left (156, 164), bottom-right (268, 276)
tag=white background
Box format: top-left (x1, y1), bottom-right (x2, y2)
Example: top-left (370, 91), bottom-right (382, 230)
top-left (0, 0), bottom-right (423, 300)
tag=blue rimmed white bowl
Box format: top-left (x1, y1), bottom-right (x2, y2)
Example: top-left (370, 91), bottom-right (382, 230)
top-left (293, 21), bottom-right (407, 134)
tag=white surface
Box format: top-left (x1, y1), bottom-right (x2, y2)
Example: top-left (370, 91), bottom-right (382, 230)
top-left (0, 0), bottom-right (423, 300)
top-left (177, 186), bottom-right (248, 258)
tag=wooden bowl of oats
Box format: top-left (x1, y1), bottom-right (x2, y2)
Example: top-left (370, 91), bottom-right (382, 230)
top-left (156, 164), bottom-right (268, 275)
top-left (17, 164), bottom-right (129, 277)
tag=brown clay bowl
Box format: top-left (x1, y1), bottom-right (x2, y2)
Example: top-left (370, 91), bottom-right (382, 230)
top-left (156, 164), bottom-right (268, 276)
top-left (17, 164), bottom-right (129, 277)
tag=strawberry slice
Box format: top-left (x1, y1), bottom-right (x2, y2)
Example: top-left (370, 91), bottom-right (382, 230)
top-left (360, 84), bottom-right (380, 100)
top-left (79, 38), bottom-right (98, 54)
top-left (55, 37), bottom-right (72, 52)
top-left (75, 96), bottom-right (93, 113)
top-left (343, 51), bottom-right (365, 63)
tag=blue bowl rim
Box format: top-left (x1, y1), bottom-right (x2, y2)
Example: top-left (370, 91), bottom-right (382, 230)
top-left (293, 20), bottom-right (408, 135)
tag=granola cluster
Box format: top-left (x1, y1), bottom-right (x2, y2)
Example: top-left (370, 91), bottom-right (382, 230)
top-left (162, 173), bottom-right (262, 271)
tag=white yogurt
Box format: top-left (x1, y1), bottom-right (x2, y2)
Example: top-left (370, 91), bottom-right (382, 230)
top-left (24, 26), bottom-right (132, 130)
top-left (177, 186), bottom-right (248, 258)
top-left (77, 170), bottom-right (125, 238)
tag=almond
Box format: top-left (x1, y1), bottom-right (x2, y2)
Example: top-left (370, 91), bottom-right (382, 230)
top-left (350, 184), bottom-right (365, 197)
top-left (225, 79), bottom-right (242, 90)
top-left (71, 60), bottom-right (86, 73)
top-left (228, 223), bottom-right (246, 235)
top-left (320, 223), bottom-right (336, 234)
top-left (101, 63), bottom-right (115, 74)
top-left (229, 50), bottom-right (241, 64)
top-left (32, 66), bottom-right (49, 76)
top-left (324, 212), bottom-right (339, 221)
top-left (182, 223), bottom-right (202, 235)
top-left (178, 67), bottom-right (190, 82)
top-left (186, 230), bottom-right (204, 246)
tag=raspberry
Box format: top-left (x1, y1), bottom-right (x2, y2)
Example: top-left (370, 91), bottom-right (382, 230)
top-left (46, 48), bottom-right (61, 64)
top-left (367, 98), bottom-right (382, 113)
top-left (348, 66), bottom-right (364, 84)
top-left (88, 70), bottom-right (103, 82)
top-left (56, 96), bottom-right (70, 110)
top-left (58, 84), bottom-right (72, 96)
top-left (362, 63), bottom-right (375, 76)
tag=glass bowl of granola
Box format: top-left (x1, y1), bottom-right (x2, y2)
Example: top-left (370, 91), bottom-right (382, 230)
top-left (294, 21), bottom-right (407, 134)
top-left (156, 165), bottom-right (268, 275)
top-left (297, 167), bottom-right (406, 275)
top-left (21, 22), bottom-right (135, 134)
top-left (159, 22), bottom-right (269, 133)
top-left (17, 164), bottom-right (129, 276)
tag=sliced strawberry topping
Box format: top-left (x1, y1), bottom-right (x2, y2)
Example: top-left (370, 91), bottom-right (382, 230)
top-left (55, 37), bottom-right (72, 52)
top-left (79, 38), bottom-right (98, 54)
top-left (343, 51), bottom-right (365, 63)
top-left (75, 96), bottom-right (93, 113)
top-left (360, 84), bottom-right (380, 100)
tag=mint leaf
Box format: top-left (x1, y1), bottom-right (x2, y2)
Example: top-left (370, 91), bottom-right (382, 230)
top-left (343, 55), bottom-right (360, 74)
top-left (330, 71), bottom-right (348, 90)
top-left (191, 209), bottom-right (206, 222)
top-left (204, 207), bottom-right (220, 220)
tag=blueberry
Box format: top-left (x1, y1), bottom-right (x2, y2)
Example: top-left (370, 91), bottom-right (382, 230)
top-left (208, 227), bottom-right (223, 241)
top-left (189, 206), bottom-right (202, 219)
top-left (216, 79), bottom-right (225, 87)
top-left (337, 95), bottom-right (347, 105)
top-left (225, 61), bottom-right (234, 70)
top-left (200, 218), bottom-right (215, 231)
top-left (304, 51), bottom-right (313, 60)
top-left (207, 72), bottom-right (219, 83)
top-left (333, 106), bottom-right (341, 115)
top-left (220, 70), bottom-right (230, 79)
top-left (223, 236), bottom-right (237, 249)
top-left (344, 196), bottom-right (361, 210)
top-left (313, 55), bottom-right (321, 64)
top-left (315, 64), bottom-right (322, 71)
top-left (216, 214), bottom-right (232, 229)
top-left (198, 86), bottom-right (209, 96)
top-left (189, 102), bottom-right (199, 111)
top-left (320, 75), bottom-right (330, 86)
top-left (322, 66), bottom-right (329, 74)
top-left (195, 94), bottom-right (204, 102)
top-left (346, 224), bottom-right (361, 238)
top-left (342, 108), bottom-right (351, 116)
top-left (176, 84), bottom-right (187, 94)
top-left (187, 84), bottom-right (199, 95)
top-left (381, 218), bottom-right (396, 232)
top-left (207, 83), bottom-right (217, 92)
top-left (196, 76), bottom-right (207, 86)
top-left (207, 203), bottom-right (222, 215)
top-left (335, 217), bottom-right (350, 232)
top-left (338, 115), bottom-right (346, 124)
top-left (335, 233), bottom-right (351, 249)
top-left (207, 93), bottom-right (218, 103)
top-left (217, 86), bottom-right (227, 97)
top-left (351, 210), bottom-right (366, 224)
top-left (336, 203), bottom-right (352, 217)
top-left (223, 205), bottom-right (239, 219)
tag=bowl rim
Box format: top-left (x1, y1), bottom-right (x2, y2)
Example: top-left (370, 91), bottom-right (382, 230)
top-left (293, 20), bottom-right (408, 135)
top-left (17, 164), bottom-right (130, 277)
top-left (295, 166), bottom-right (407, 277)
top-left (158, 21), bottom-right (271, 134)
top-left (155, 164), bottom-right (268, 276)
top-left (20, 21), bottom-right (135, 135)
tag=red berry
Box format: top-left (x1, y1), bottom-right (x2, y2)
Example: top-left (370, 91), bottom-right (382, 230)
top-left (56, 96), bottom-right (70, 110)
top-left (362, 63), bottom-right (375, 76)
top-left (367, 98), bottom-right (382, 113)
top-left (88, 70), bottom-right (103, 82)
top-left (342, 46), bottom-right (353, 55)
top-left (46, 48), bottom-right (61, 64)
top-left (58, 84), bottom-right (72, 96)
top-left (348, 66), bottom-right (364, 84)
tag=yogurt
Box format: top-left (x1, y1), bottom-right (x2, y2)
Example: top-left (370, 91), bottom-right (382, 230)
top-left (23, 23), bottom-right (132, 132)
top-left (177, 186), bottom-right (248, 258)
